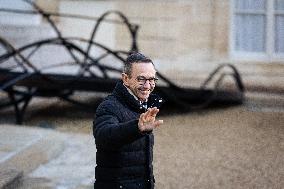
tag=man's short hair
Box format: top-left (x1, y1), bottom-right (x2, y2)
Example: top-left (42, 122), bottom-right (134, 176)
top-left (123, 52), bottom-right (154, 77)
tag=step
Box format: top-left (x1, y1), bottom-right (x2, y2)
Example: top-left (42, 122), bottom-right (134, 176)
top-left (0, 168), bottom-right (23, 189)
top-left (245, 91), bottom-right (284, 112)
top-left (0, 125), bottom-right (65, 189)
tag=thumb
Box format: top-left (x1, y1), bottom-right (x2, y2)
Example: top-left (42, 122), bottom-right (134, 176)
top-left (139, 113), bottom-right (146, 122)
top-left (153, 120), bottom-right (164, 128)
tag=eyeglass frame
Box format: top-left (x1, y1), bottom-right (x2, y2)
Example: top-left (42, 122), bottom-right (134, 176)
top-left (136, 76), bottom-right (158, 85)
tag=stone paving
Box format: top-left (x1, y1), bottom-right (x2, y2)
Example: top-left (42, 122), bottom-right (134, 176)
top-left (0, 125), bottom-right (96, 189)
top-left (0, 91), bottom-right (284, 189)
top-left (0, 125), bottom-right (64, 175)
top-left (0, 126), bottom-right (43, 164)
top-left (26, 133), bottom-right (96, 189)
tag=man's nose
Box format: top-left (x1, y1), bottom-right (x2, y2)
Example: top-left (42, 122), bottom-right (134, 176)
top-left (143, 80), bottom-right (151, 88)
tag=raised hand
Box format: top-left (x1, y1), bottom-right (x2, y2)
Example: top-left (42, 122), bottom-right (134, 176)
top-left (138, 107), bottom-right (163, 132)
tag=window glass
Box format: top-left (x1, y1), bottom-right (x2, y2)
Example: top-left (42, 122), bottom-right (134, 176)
top-left (235, 0), bottom-right (266, 11)
top-left (235, 15), bottom-right (266, 52)
top-left (275, 16), bottom-right (284, 52)
top-left (275, 0), bottom-right (284, 10)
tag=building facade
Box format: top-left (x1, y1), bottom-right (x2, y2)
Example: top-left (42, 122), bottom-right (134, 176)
top-left (1, 0), bottom-right (283, 92)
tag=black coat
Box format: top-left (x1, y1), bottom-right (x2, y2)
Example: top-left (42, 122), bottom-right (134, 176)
top-left (93, 81), bottom-right (162, 189)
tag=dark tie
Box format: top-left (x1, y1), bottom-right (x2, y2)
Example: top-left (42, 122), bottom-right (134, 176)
top-left (141, 101), bottom-right (148, 110)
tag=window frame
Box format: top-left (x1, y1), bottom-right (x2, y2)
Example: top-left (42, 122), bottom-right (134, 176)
top-left (230, 0), bottom-right (284, 62)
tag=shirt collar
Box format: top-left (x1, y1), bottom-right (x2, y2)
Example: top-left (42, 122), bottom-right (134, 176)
top-left (123, 83), bottom-right (148, 104)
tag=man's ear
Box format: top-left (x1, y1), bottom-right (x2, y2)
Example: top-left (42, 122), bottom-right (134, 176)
top-left (122, 73), bottom-right (130, 87)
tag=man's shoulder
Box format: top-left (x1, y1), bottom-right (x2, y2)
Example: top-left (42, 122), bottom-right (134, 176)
top-left (96, 95), bottom-right (121, 114)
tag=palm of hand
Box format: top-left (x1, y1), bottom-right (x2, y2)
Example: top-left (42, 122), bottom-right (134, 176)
top-left (138, 107), bottom-right (163, 132)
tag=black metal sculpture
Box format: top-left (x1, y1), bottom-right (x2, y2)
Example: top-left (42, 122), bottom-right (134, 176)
top-left (0, 0), bottom-right (245, 124)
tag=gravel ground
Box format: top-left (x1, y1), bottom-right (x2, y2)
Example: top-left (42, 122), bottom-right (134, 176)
top-left (154, 106), bottom-right (284, 189)
top-left (0, 94), bottom-right (284, 189)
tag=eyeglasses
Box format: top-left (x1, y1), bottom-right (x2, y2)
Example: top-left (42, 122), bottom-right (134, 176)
top-left (136, 76), bottom-right (158, 85)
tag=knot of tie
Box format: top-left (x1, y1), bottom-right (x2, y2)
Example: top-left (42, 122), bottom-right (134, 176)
top-left (140, 101), bottom-right (148, 110)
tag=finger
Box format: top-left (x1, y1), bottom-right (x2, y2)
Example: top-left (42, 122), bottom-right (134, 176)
top-left (139, 113), bottom-right (145, 119)
top-left (149, 108), bottom-right (159, 119)
top-left (139, 113), bottom-right (147, 123)
top-left (149, 108), bottom-right (159, 117)
top-left (144, 108), bottom-right (154, 121)
top-left (153, 119), bottom-right (163, 128)
top-left (149, 107), bottom-right (157, 116)
top-left (144, 108), bottom-right (152, 117)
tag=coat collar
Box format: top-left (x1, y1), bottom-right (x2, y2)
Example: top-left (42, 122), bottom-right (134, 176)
top-left (113, 81), bottom-right (162, 113)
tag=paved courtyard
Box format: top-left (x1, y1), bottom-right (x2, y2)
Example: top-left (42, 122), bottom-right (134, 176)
top-left (0, 92), bottom-right (283, 189)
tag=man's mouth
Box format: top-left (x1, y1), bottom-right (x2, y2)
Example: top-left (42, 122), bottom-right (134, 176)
top-left (139, 89), bottom-right (150, 95)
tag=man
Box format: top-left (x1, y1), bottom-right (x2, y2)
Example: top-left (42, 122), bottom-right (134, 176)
top-left (93, 52), bottom-right (163, 189)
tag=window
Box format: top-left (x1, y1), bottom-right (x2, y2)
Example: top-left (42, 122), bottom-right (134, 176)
top-left (275, 0), bottom-right (284, 53)
top-left (231, 0), bottom-right (284, 61)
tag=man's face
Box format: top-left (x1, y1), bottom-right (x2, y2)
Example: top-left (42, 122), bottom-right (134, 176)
top-left (122, 63), bottom-right (157, 102)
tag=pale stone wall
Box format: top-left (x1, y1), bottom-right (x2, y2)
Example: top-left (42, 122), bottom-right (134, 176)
top-left (115, 1), bottom-right (180, 59)
top-left (37, 0), bottom-right (233, 62)
top-left (211, 0), bottom-right (230, 60)
top-left (36, 0), bottom-right (225, 63)
top-left (36, 0), bottom-right (59, 13)
top-left (115, 0), bottom-right (215, 62)
top-left (58, 0), bottom-right (116, 48)
top-left (0, 0), bottom-right (41, 25)
top-left (1, 0), bottom-right (283, 92)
